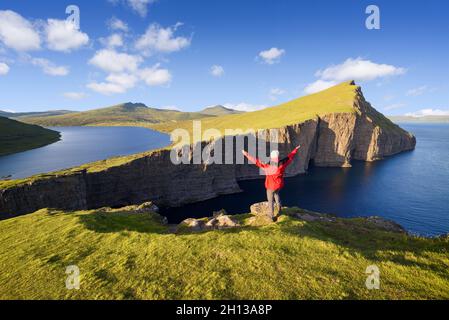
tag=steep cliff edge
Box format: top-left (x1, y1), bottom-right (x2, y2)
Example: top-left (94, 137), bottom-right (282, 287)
top-left (0, 82), bottom-right (416, 218)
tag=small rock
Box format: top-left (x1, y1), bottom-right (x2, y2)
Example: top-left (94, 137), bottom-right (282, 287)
top-left (213, 209), bottom-right (228, 218)
top-left (136, 202), bottom-right (159, 213)
top-left (179, 218), bottom-right (206, 232)
top-left (250, 202), bottom-right (279, 219)
top-left (206, 215), bottom-right (239, 229)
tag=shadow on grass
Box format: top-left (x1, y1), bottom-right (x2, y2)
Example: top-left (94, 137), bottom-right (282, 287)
top-left (278, 216), bottom-right (449, 278)
top-left (77, 208), bottom-right (168, 234)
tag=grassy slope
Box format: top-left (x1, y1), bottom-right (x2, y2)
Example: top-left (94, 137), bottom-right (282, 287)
top-left (0, 205), bottom-right (448, 300)
top-left (150, 81), bottom-right (357, 136)
top-left (23, 103), bottom-right (212, 127)
top-left (0, 117), bottom-right (60, 157)
top-left (200, 105), bottom-right (244, 116)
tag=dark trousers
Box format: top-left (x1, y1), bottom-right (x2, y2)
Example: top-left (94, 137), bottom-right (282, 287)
top-left (266, 189), bottom-right (281, 217)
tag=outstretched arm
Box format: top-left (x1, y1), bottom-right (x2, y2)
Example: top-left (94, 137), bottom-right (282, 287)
top-left (242, 151), bottom-right (268, 169)
top-left (283, 145), bottom-right (301, 167)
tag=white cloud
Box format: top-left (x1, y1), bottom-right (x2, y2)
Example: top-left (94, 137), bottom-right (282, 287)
top-left (210, 65), bottom-right (224, 77)
top-left (87, 61), bottom-right (171, 95)
top-left (88, 72), bottom-right (138, 95)
top-left (102, 33), bottom-right (124, 48)
top-left (406, 86), bottom-right (428, 97)
top-left (223, 102), bottom-right (267, 112)
top-left (0, 10), bottom-right (41, 51)
top-left (316, 58), bottom-right (406, 82)
top-left (139, 64), bottom-right (171, 86)
top-left (108, 0), bottom-right (156, 17)
top-left (64, 92), bottom-right (87, 100)
top-left (304, 58), bottom-right (406, 94)
top-left (0, 62), bottom-right (10, 75)
top-left (87, 81), bottom-right (128, 95)
top-left (106, 73), bottom-right (138, 88)
top-left (108, 17), bottom-right (129, 32)
top-left (405, 109), bottom-right (449, 117)
top-left (258, 48), bottom-right (285, 65)
top-left (157, 105), bottom-right (181, 111)
top-left (45, 19), bottom-right (89, 52)
top-left (135, 23), bottom-right (191, 55)
top-left (31, 58), bottom-right (69, 76)
top-left (127, 0), bottom-right (156, 17)
top-left (304, 80), bottom-right (337, 95)
top-left (89, 49), bottom-right (142, 73)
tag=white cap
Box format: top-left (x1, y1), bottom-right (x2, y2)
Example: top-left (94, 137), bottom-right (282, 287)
top-left (270, 150), bottom-right (280, 159)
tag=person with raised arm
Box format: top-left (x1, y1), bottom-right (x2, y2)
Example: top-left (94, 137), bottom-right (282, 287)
top-left (242, 145), bottom-right (300, 220)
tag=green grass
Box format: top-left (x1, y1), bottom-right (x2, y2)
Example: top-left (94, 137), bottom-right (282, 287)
top-left (199, 105), bottom-right (244, 116)
top-left (23, 102), bottom-right (212, 127)
top-left (0, 116), bottom-right (60, 157)
top-left (150, 81), bottom-right (358, 137)
top-left (0, 205), bottom-right (447, 300)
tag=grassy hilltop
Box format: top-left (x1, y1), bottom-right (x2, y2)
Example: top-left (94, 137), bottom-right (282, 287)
top-left (0, 205), bottom-right (448, 299)
top-left (151, 81), bottom-right (358, 135)
top-left (0, 116), bottom-right (60, 157)
top-left (23, 102), bottom-right (214, 127)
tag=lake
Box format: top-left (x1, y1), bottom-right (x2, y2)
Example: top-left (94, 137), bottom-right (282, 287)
top-left (161, 124), bottom-right (449, 237)
top-left (0, 126), bottom-right (170, 179)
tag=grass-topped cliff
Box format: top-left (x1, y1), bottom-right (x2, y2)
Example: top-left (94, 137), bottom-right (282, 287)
top-left (0, 204), bottom-right (447, 299)
top-left (151, 81), bottom-right (359, 135)
top-left (0, 81), bottom-right (414, 190)
top-left (0, 116), bottom-right (60, 157)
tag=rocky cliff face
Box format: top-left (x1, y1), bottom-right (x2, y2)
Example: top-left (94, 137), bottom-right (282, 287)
top-left (0, 87), bottom-right (416, 218)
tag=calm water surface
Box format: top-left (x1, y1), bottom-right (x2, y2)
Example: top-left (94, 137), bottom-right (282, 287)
top-left (162, 124), bottom-right (449, 237)
top-left (0, 126), bottom-right (170, 179)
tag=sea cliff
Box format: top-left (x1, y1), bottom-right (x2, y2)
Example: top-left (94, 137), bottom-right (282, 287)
top-left (0, 83), bottom-right (416, 218)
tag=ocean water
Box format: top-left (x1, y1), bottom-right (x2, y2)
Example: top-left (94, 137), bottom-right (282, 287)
top-left (0, 126), bottom-right (170, 179)
top-left (161, 124), bottom-right (449, 237)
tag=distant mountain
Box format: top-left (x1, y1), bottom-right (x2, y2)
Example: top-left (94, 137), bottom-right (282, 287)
top-left (0, 116), bottom-right (60, 157)
top-left (388, 115), bottom-right (449, 123)
top-left (200, 105), bottom-right (244, 116)
top-left (22, 102), bottom-right (213, 127)
top-left (0, 110), bottom-right (75, 119)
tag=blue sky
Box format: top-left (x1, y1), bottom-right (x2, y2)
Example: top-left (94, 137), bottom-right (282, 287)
top-left (0, 0), bottom-right (448, 116)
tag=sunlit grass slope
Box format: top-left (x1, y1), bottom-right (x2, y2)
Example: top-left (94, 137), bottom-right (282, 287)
top-left (150, 81), bottom-right (358, 135)
top-left (23, 103), bottom-right (212, 127)
top-left (0, 205), bottom-right (448, 300)
top-left (0, 116), bottom-right (60, 157)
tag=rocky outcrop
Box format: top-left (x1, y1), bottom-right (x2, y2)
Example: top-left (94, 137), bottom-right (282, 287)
top-left (175, 202), bottom-right (407, 234)
top-left (0, 85), bottom-right (416, 218)
top-left (177, 210), bottom-right (241, 232)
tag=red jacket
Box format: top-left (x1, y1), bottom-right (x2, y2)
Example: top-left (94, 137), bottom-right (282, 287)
top-left (244, 148), bottom-right (299, 191)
